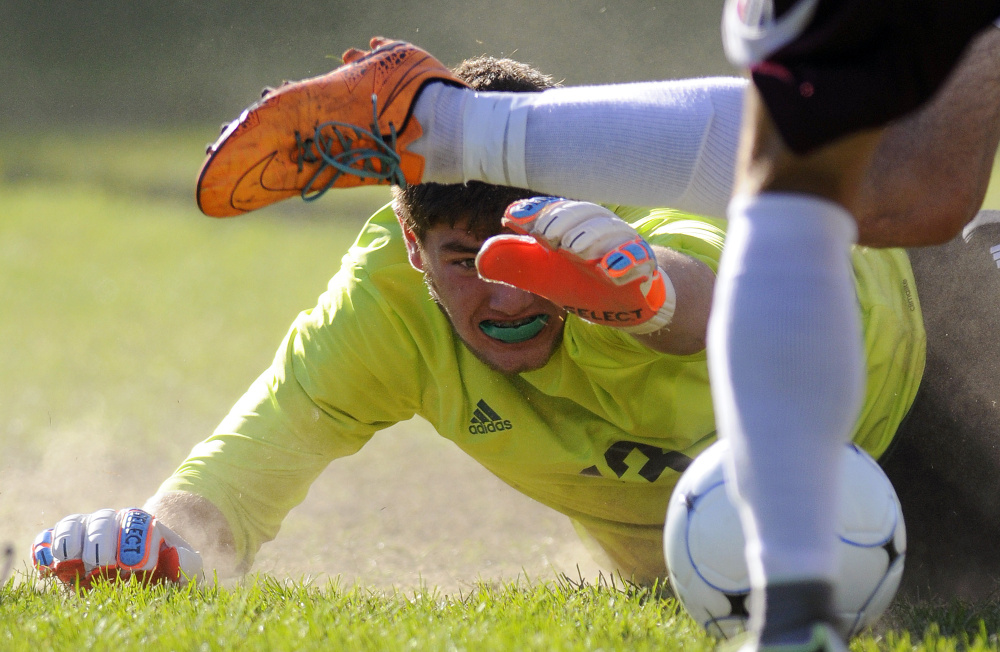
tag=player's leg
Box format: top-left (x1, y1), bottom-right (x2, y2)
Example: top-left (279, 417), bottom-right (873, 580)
top-left (859, 44), bottom-right (1000, 594)
top-left (718, 6), bottom-right (890, 644)
top-left (196, 36), bottom-right (747, 219)
top-left (198, 18), bottom-right (1000, 227)
top-left (410, 76), bottom-right (745, 217)
top-left (714, 1), bottom-right (1000, 648)
top-left (416, 16), bottom-right (1000, 228)
top-left (710, 97), bottom-right (871, 647)
top-left (856, 26), bottom-right (1000, 247)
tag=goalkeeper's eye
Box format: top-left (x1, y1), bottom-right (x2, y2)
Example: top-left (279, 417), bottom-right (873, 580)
top-left (453, 257), bottom-right (477, 270)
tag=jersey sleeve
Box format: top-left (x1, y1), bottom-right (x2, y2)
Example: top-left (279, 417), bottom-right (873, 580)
top-left (849, 246), bottom-right (926, 459)
top-left (157, 208), bottom-right (426, 566)
top-left (608, 204), bottom-right (922, 459)
top-left (611, 204), bottom-right (727, 272)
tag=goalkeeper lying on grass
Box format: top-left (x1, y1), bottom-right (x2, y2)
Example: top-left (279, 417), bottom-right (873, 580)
top-left (30, 55), bottom-right (925, 593)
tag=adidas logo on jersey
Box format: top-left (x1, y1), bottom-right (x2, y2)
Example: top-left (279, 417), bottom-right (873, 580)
top-left (468, 399), bottom-right (513, 434)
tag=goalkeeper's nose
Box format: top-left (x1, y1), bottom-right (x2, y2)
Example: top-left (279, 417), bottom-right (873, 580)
top-left (486, 277), bottom-right (540, 314)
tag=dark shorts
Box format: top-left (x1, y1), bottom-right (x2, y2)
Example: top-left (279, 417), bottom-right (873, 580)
top-left (745, 0), bottom-right (1000, 153)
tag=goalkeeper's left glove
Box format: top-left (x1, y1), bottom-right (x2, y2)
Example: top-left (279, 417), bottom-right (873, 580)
top-left (476, 197), bottom-right (676, 333)
top-left (31, 508), bottom-right (202, 590)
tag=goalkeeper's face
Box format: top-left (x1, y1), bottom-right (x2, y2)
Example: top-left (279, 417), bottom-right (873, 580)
top-left (407, 221), bottom-right (567, 374)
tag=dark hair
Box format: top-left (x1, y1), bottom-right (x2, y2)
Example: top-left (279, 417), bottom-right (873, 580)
top-left (393, 56), bottom-right (558, 241)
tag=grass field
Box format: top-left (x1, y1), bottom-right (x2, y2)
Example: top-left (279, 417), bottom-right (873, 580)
top-left (3, 128), bottom-right (1000, 650)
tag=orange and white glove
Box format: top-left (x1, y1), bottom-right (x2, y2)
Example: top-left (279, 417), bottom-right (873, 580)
top-left (477, 197), bottom-right (677, 333)
top-left (31, 508), bottom-right (202, 590)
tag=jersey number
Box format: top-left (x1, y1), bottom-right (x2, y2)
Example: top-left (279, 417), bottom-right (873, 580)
top-left (604, 441), bottom-right (693, 482)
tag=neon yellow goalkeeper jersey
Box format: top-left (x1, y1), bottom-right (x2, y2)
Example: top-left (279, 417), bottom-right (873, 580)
top-left (159, 203), bottom-right (925, 584)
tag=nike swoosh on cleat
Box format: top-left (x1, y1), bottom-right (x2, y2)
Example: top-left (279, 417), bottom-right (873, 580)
top-left (229, 152), bottom-right (299, 211)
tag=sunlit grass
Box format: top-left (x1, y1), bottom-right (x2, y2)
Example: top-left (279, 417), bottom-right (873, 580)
top-left (0, 573), bottom-right (712, 652)
top-left (0, 127), bottom-right (393, 215)
top-left (4, 571), bottom-right (1000, 651)
top-left (1, 128), bottom-right (391, 456)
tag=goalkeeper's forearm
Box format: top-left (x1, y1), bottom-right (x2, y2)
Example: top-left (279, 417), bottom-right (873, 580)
top-left (634, 245), bottom-right (715, 356)
top-left (143, 491), bottom-right (241, 577)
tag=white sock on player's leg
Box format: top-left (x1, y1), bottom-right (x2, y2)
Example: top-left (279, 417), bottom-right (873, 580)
top-left (708, 192), bottom-right (865, 588)
top-left (411, 77), bottom-right (746, 218)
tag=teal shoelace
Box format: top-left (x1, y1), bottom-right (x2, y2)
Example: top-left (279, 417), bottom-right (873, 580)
top-left (294, 94), bottom-right (406, 201)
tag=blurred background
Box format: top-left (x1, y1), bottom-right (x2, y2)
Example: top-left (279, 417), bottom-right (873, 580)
top-left (0, 0), bottom-right (731, 128)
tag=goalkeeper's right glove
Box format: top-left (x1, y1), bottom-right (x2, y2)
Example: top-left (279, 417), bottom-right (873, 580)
top-left (477, 197), bottom-right (677, 334)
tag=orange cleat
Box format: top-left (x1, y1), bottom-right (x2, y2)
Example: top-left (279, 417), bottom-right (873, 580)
top-left (196, 37), bottom-right (468, 217)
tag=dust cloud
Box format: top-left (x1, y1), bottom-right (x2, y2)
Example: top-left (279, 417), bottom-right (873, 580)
top-left (0, 1), bottom-right (730, 128)
top-left (1, 417), bottom-right (604, 594)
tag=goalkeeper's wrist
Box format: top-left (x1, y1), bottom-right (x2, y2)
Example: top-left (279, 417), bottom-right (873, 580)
top-left (618, 268), bottom-right (677, 335)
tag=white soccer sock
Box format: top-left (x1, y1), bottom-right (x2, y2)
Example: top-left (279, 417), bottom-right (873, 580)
top-left (410, 77), bottom-right (746, 218)
top-left (707, 193), bottom-right (865, 587)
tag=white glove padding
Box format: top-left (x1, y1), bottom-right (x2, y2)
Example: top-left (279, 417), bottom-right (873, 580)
top-left (32, 508), bottom-right (202, 589)
top-left (477, 197), bottom-right (677, 333)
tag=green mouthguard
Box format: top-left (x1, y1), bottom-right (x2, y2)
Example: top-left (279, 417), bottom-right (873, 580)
top-left (479, 315), bottom-right (550, 343)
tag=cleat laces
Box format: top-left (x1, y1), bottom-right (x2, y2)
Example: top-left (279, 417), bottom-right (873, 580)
top-left (294, 94), bottom-right (406, 202)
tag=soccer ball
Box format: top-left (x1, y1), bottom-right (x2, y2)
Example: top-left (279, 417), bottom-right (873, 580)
top-left (663, 441), bottom-right (906, 639)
